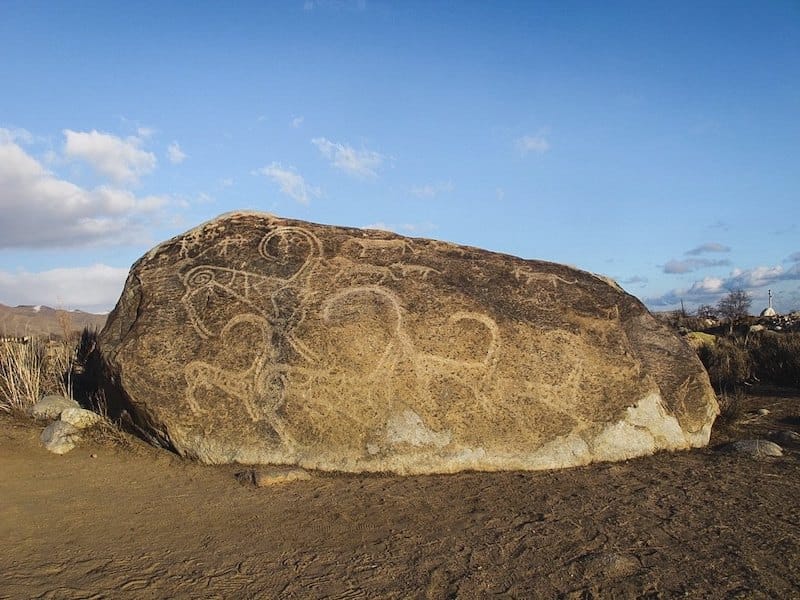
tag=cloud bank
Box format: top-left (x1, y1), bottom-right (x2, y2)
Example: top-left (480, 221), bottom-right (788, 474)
top-left (686, 242), bottom-right (730, 256)
top-left (63, 129), bottom-right (157, 184)
top-left (0, 130), bottom-right (166, 248)
top-left (663, 258), bottom-right (731, 274)
top-left (256, 162), bottom-right (322, 204)
top-left (0, 264), bottom-right (128, 313)
top-left (646, 262), bottom-right (800, 308)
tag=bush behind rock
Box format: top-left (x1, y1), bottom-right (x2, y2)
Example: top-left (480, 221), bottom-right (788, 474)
top-left (748, 333), bottom-right (800, 388)
top-left (696, 337), bottom-right (752, 392)
top-left (695, 331), bottom-right (800, 391)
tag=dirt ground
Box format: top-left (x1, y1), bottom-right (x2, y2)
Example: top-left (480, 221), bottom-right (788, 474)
top-left (1, 388), bottom-right (798, 599)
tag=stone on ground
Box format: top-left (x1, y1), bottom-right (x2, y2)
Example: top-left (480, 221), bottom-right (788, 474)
top-left (722, 439), bottom-right (783, 458)
top-left (768, 430), bottom-right (800, 445)
top-left (41, 421), bottom-right (81, 454)
top-left (60, 407), bottom-right (102, 430)
top-left (97, 212), bottom-right (719, 475)
top-left (29, 395), bottom-right (80, 420)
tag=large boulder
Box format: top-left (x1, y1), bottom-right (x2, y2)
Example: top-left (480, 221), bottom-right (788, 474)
top-left (98, 212), bottom-right (718, 474)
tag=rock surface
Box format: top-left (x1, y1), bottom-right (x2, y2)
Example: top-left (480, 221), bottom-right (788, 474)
top-left (29, 395), bottom-right (80, 420)
top-left (98, 212), bottom-right (718, 474)
top-left (722, 439), bottom-right (783, 458)
top-left (769, 430), bottom-right (800, 445)
top-left (41, 421), bottom-right (81, 454)
top-left (60, 407), bottom-right (102, 430)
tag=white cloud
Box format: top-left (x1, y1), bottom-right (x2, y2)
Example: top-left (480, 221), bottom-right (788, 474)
top-left (687, 277), bottom-right (726, 295)
top-left (663, 258), bottom-right (731, 274)
top-left (255, 162), bottom-right (322, 204)
top-left (136, 126), bottom-right (157, 139)
top-left (686, 242), bottom-right (730, 255)
top-left (63, 129), bottom-right (157, 184)
top-left (410, 181), bottom-right (454, 199)
top-left (218, 177), bottom-right (234, 188)
top-left (645, 264), bottom-right (800, 309)
top-left (291, 116), bottom-right (304, 128)
top-left (312, 137), bottom-right (384, 178)
top-left (167, 141), bottom-right (187, 164)
top-left (0, 264), bottom-right (128, 313)
top-left (728, 265), bottom-right (793, 289)
top-left (0, 127), bottom-right (33, 144)
top-left (621, 275), bottom-right (648, 286)
top-left (0, 132), bottom-right (166, 247)
top-left (516, 133), bottom-right (550, 155)
top-left (495, 187), bottom-right (505, 201)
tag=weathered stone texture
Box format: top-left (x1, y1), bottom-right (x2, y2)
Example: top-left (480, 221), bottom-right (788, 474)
top-left (98, 212), bottom-right (718, 474)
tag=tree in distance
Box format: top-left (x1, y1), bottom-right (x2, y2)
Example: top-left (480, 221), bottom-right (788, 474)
top-left (716, 289), bottom-right (752, 322)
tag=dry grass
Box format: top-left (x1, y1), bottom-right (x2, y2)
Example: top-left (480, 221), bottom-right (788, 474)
top-left (0, 339), bottom-right (45, 413)
top-left (696, 337), bottom-right (751, 392)
top-left (0, 308), bottom-right (83, 414)
top-left (0, 336), bottom-right (78, 414)
top-left (83, 389), bottom-right (133, 449)
top-left (715, 389), bottom-right (747, 427)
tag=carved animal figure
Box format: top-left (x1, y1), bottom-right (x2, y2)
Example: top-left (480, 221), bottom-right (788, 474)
top-left (347, 238), bottom-right (417, 258)
top-left (321, 286), bottom-right (500, 401)
top-left (513, 266), bottom-right (577, 288)
top-left (183, 314), bottom-right (297, 446)
top-left (390, 263), bottom-right (441, 280)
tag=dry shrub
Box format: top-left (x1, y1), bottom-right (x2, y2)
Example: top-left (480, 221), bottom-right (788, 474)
top-left (83, 389), bottom-right (134, 449)
top-left (1, 324), bottom-right (79, 414)
top-left (748, 332), bottom-right (800, 388)
top-left (696, 337), bottom-right (751, 392)
top-left (715, 389), bottom-right (747, 427)
top-left (0, 339), bottom-right (45, 413)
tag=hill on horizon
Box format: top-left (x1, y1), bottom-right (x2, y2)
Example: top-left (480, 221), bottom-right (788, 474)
top-left (0, 303), bottom-right (107, 338)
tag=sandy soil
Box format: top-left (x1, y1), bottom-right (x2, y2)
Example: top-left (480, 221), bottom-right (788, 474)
top-left (2, 388), bottom-right (798, 599)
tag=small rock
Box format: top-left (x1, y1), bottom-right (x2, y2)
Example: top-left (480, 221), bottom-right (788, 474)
top-left (253, 468), bottom-right (311, 487)
top-left (721, 439), bottom-right (783, 458)
top-left (60, 407), bottom-right (102, 430)
top-left (234, 470), bottom-right (255, 486)
top-left (29, 395), bottom-right (80, 420)
top-left (757, 408), bottom-right (770, 416)
top-left (90, 453), bottom-right (98, 459)
top-left (769, 430), bottom-right (800, 445)
top-left (40, 421), bottom-right (81, 454)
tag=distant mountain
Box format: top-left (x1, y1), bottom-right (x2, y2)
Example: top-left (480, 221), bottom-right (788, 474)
top-left (0, 303), bottom-right (107, 338)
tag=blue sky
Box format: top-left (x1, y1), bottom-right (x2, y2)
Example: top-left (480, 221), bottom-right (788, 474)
top-left (1, 0), bottom-right (798, 314)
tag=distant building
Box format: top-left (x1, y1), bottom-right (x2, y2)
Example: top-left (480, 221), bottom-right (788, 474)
top-left (760, 289), bottom-right (777, 317)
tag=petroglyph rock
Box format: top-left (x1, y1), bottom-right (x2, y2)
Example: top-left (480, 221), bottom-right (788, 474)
top-left (98, 212), bottom-right (718, 474)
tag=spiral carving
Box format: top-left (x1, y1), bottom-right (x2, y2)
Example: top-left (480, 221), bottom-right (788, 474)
top-left (185, 267), bottom-right (215, 287)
